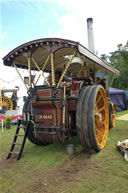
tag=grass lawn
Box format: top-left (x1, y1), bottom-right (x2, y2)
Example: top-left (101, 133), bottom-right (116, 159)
top-left (0, 110), bottom-right (128, 193)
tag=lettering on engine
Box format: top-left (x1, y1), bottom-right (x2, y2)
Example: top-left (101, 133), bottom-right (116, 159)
top-left (38, 114), bottom-right (53, 120)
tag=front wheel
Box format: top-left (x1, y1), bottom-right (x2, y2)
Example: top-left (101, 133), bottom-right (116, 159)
top-left (76, 85), bottom-right (109, 152)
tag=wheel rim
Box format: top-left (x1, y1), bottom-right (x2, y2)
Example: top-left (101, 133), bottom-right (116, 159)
top-left (111, 104), bottom-right (116, 127)
top-left (2, 96), bottom-right (13, 110)
top-left (94, 87), bottom-right (109, 149)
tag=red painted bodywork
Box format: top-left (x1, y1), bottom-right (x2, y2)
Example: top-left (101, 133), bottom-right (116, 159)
top-left (32, 88), bottom-right (64, 129)
top-left (32, 101), bottom-right (63, 128)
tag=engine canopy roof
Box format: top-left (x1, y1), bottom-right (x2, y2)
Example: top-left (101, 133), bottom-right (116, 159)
top-left (3, 38), bottom-right (119, 75)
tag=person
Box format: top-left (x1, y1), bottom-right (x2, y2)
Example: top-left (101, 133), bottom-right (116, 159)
top-left (11, 91), bottom-right (18, 110)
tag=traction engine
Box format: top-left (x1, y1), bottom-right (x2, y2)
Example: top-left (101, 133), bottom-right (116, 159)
top-left (3, 38), bottom-right (119, 153)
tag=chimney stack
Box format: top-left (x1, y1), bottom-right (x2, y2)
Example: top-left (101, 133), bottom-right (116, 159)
top-left (87, 18), bottom-right (95, 53)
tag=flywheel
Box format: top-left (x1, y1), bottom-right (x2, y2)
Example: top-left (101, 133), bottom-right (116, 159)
top-left (2, 96), bottom-right (13, 111)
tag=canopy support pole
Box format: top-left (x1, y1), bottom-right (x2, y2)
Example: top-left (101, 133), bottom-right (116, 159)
top-left (13, 63), bottom-right (28, 90)
top-left (62, 83), bottom-right (66, 127)
top-left (32, 58), bottom-right (50, 86)
top-left (51, 53), bottom-right (55, 86)
top-left (28, 58), bottom-right (31, 88)
top-left (57, 52), bottom-right (76, 88)
top-left (105, 72), bottom-right (108, 90)
top-left (35, 55), bottom-right (50, 85)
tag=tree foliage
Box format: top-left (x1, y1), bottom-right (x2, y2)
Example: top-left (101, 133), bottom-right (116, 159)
top-left (101, 42), bottom-right (128, 90)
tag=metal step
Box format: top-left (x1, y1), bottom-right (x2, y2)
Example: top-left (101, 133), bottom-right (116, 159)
top-left (16, 134), bottom-right (24, 136)
top-left (18, 126), bottom-right (26, 129)
top-left (10, 151), bottom-right (19, 154)
top-left (13, 142), bottom-right (22, 145)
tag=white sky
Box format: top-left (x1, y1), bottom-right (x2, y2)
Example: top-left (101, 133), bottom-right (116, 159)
top-left (0, 0), bottom-right (128, 101)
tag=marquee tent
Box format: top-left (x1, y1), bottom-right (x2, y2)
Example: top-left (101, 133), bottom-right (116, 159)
top-left (109, 88), bottom-right (127, 112)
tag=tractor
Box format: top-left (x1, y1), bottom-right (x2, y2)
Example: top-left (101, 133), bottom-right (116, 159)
top-left (0, 87), bottom-right (19, 112)
top-left (3, 38), bottom-right (119, 159)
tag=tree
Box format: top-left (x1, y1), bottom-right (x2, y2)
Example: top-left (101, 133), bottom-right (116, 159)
top-left (101, 41), bottom-right (128, 90)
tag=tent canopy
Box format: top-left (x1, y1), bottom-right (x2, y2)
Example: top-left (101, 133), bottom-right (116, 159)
top-left (109, 88), bottom-right (127, 112)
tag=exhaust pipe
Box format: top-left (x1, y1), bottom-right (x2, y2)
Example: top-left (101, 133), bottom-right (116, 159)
top-left (87, 18), bottom-right (95, 53)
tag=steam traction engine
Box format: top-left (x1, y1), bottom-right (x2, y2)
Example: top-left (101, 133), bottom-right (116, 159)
top-left (3, 38), bottom-right (119, 159)
top-left (1, 88), bottom-right (19, 111)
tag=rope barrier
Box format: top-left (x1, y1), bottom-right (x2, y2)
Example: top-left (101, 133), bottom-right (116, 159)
top-left (0, 76), bottom-right (19, 83)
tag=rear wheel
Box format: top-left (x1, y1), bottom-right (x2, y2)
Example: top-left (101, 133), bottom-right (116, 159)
top-left (27, 122), bottom-right (48, 145)
top-left (23, 97), bottom-right (48, 145)
top-left (109, 103), bottom-right (116, 129)
top-left (76, 85), bottom-right (109, 152)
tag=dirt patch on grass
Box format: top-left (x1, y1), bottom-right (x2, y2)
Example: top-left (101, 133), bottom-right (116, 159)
top-left (30, 152), bottom-right (97, 193)
top-left (0, 152), bottom-right (97, 193)
top-left (116, 114), bottom-right (128, 121)
top-left (0, 157), bottom-right (16, 171)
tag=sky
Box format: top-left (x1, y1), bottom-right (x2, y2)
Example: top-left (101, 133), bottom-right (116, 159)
top-left (0, 0), bottom-right (128, 101)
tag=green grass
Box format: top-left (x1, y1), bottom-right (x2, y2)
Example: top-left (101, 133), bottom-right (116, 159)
top-left (72, 119), bottom-right (128, 193)
top-left (116, 109), bottom-right (128, 118)
top-left (0, 110), bottom-right (128, 193)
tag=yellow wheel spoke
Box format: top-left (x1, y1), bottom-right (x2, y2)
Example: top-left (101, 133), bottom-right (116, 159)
top-left (98, 106), bottom-right (105, 113)
top-left (2, 96), bottom-right (13, 110)
top-left (96, 93), bottom-right (102, 105)
top-left (101, 121), bottom-right (105, 126)
top-left (96, 128), bottom-right (103, 137)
